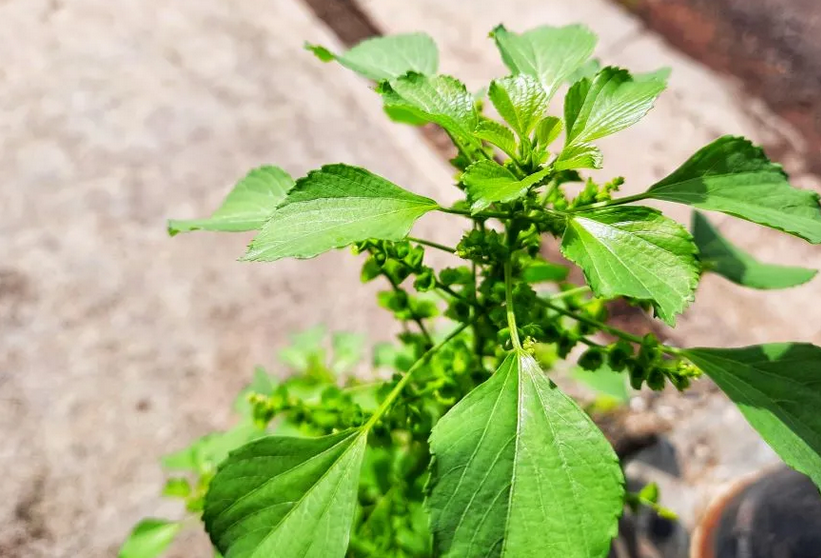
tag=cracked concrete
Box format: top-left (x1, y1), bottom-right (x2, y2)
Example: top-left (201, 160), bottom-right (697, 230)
top-left (1, 0), bottom-right (820, 556)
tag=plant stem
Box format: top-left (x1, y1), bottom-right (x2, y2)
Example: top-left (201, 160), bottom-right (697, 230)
top-left (437, 206), bottom-right (511, 220)
top-left (435, 280), bottom-right (471, 303)
top-left (379, 266), bottom-right (433, 348)
top-left (540, 299), bottom-right (644, 344)
top-left (546, 285), bottom-right (591, 301)
top-left (407, 236), bottom-right (457, 254)
top-left (504, 260), bottom-right (522, 350)
top-left (539, 299), bottom-right (682, 356)
top-left (363, 322), bottom-right (470, 432)
top-left (565, 192), bottom-right (649, 213)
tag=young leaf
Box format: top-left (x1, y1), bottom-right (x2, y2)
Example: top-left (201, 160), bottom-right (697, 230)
top-left (555, 143), bottom-right (603, 171)
top-left (244, 165), bottom-right (438, 262)
top-left (492, 24), bottom-right (597, 101)
top-left (380, 74), bottom-right (481, 150)
top-left (647, 136), bottom-right (821, 243)
top-left (561, 206), bottom-right (699, 325)
top-left (461, 160), bottom-right (551, 213)
top-left (535, 116), bottom-right (563, 148)
top-left (474, 120), bottom-right (518, 159)
top-left (692, 211), bottom-right (817, 289)
top-left (684, 344), bottom-right (821, 489)
top-left (168, 166), bottom-right (294, 235)
top-left (488, 74), bottom-right (547, 138)
top-left (564, 67), bottom-right (667, 147)
top-left (305, 33), bottom-right (438, 81)
top-left (204, 431), bottom-right (367, 558)
top-left (119, 519), bottom-right (181, 558)
top-left (427, 351), bottom-right (623, 558)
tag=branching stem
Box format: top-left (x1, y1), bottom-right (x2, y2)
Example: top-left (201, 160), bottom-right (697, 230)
top-left (504, 260), bottom-right (522, 351)
top-left (565, 192), bottom-right (649, 213)
top-left (539, 299), bottom-right (682, 356)
top-left (363, 322), bottom-right (470, 432)
top-left (407, 236), bottom-right (457, 254)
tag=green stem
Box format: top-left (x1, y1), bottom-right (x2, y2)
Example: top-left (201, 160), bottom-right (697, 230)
top-left (363, 322), bottom-right (470, 432)
top-left (566, 192), bottom-right (649, 213)
top-left (504, 260), bottom-right (522, 350)
top-left (435, 280), bottom-right (471, 303)
top-left (546, 285), bottom-right (591, 301)
top-left (407, 236), bottom-right (457, 254)
top-left (437, 206), bottom-right (511, 220)
top-left (380, 268), bottom-right (433, 348)
top-left (539, 299), bottom-right (682, 356)
top-left (540, 299), bottom-right (643, 344)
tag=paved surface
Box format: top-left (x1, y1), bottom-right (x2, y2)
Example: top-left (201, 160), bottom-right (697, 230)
top-left (1, 0), bottom-right (819, 556)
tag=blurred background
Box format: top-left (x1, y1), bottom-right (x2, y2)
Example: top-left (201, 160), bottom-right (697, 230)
top-left (2, 0), bottom-right (820, 556)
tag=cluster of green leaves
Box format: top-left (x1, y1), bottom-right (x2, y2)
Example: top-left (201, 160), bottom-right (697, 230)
top-left (126, 22), bottom-right (821, 558)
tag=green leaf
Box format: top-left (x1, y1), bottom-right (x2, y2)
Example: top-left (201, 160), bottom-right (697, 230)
top-left (474, 121), bottom-right (518, 159)
top-left (488, 74), bottom-right (547, 138)
top-left (380, 74), bottom-right (481, 150)
top-left (119, 519), bottom-right (181, 558)
top-left (534, 116), bottom-right (563, 148)
top-left (647, 136), bottom-right (821, 243)
top-left (564, 67), bottom-right (667, 147)
top-left (561, 206), bottom-right (699, 325)
top-left (692, 211), bottom-right (817, 289)
top-left (162, 425), bottom-right (262, 474)
top-left (305, 33), bottom-right (438, 81)
top-left (492, 24), bottom-right (597, 101)
top-left (684, 344), bottom-right (821, 489)
top-left (461, 161), bottom-right (551, 213)
top-left (244, 164), bottom-right (438, 262)
top-left (204, 431), bottom-right (367, 558)
top-left (427, 351), bottom-right (623, 557)
top-left (571, 363), bottom-right (630, 404)
top-left (168, 166), bottom-right (294, 235)
top-left (523, 261), bottom-right (569, 283)
top-left (555, 143), bottom-right (602, 170)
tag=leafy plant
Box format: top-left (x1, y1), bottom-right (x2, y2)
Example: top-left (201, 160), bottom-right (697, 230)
top-left (122, 22), bottom-right (821, 558)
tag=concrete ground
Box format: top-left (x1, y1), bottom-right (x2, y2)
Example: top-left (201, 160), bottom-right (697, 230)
top-left (1, 0), bottom-right (819, 556)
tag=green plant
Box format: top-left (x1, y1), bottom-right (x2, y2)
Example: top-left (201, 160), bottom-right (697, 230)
top-left (121, 23), bottom-right (821, 558)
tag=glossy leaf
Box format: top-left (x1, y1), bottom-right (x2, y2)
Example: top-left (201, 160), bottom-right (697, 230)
top-left (427, 351), bottom-right (623, 557)
top-left (380, 74), bottom-right (481, 150)
top-left (561, 206), bottom-right (699, 325)
top-left (488, 74), bottom-right (547, 138)
top-left (474, 120), bottom-right (518, 159)
top-left (684, 344), bottom-right (821, 488)
top-left (535, 116), bottom-right (563, 148)
top-left (305, 33), bottom-right (438, 80)
top-left (461, 160), bottom-right (551, 213)
top-left (692, 211), bottom-right (817, 289)
top-left (204, 431), bottom-right (367, 558)
top-left (492, 24), bottom-right (597, 101)
top-left (564, 67), bottom-right (666, 147)
top-left (647, 136), bottom-right (821, 243)
top-left (119, 519), bottom-right (181, 558)
top-left (555, 143), bottom-right (602, 170)
top-left (244, 164), bottom-right (438, 261)
top-left (168, 167), bottom-right (294, 235)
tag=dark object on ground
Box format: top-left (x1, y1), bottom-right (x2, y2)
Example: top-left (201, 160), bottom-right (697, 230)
top-left (694, 467), bottom-right (821, 558)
